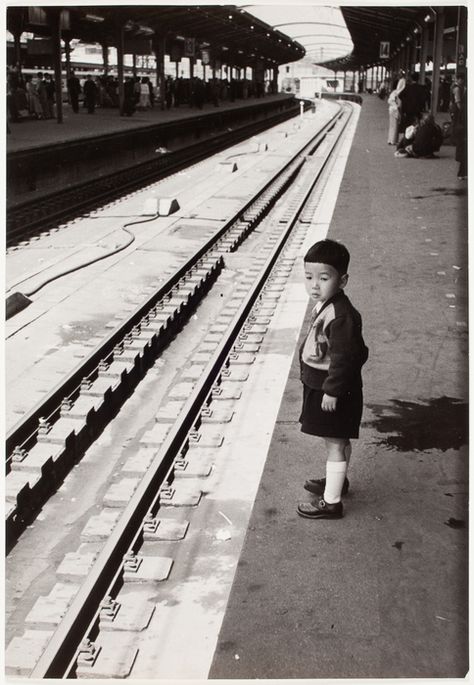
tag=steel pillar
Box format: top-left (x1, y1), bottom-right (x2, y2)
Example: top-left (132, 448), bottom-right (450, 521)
top-left (431, 8), bottom-right (445, 113)
top-left (49, 9), bottom-right (63, 123)
top-left (102, 43), bottom-right (109, 76)
top-left (116, 22), bottom-right (125, 114)
top-left (419, 25), bottom-right (429, 84)
top-left (455, 6), bottom-right (467, 78)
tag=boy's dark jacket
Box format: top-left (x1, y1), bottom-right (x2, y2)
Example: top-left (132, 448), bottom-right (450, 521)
top-left (300, 290), bottom-right (368, 397)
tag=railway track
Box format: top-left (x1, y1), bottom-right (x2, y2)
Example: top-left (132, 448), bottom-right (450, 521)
top-left (6, 101), bottom-right (355, 678)
top-left (7, 102), bottom-right (303, 247)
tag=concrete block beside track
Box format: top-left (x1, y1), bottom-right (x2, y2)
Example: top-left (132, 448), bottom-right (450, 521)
top-left (123, 555), bottom-right (173, 582)
top-left (103, 478), bottom-right (140, 507)
top-left (140, 422), bottom-right (172, 448)
top-left (160, 482), bottom-right (203, 507)
top-left (76, 634), bottom-right (138, 679)
top-left (25, 582), bottom-right (80, 630)
top-left (155, 400), bottom-right (185, 422)
top-left (80, 509), bottom-right (122, 542)
top-left (57, 546), bottom-right (99, 579)
top-left (6, 630), bottom-right (54, 676)
top-left (121, 447), bottom-right (157, 476)
top-left (173, 455), bottom-right (213, 478)
top-left (100, 592), bottom-right (155, 632)
top-left (143, 517), bottom-right (189, 541)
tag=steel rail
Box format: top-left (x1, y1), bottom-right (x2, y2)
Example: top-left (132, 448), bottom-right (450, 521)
top-left (29, 103), bottom-right (354, 679)
top-left (6, 106), bottom-right (343, 465)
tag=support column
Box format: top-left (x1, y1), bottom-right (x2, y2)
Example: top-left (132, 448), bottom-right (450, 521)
top-left (102, 43), bottom-right (109, 76)
top-left (404, 44), bottom-right (410, 73)
top-left (13, 30), bottom-right (22, 71)
top-left (64, 36), bottom-right (72, 79)
top-left (431, 8), bottom-right (445, 113)
top-left (419, 24), bottom-right (429, 84)
top-left (49, 9), bottom-right (63, 123)
top-left (132, 53), bottom-right (137, 78)
top-left (153, 34), bottom-right (165, 108)
top-left (455, 5), bottom-right (467, 78)
top-left (408, 38), bottom-right (416, 73)
top-left (116, 21), bottom-right (125, 114)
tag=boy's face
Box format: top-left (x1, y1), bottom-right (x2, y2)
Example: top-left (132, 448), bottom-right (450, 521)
top-left (304, 261), bottom-right (347, 303)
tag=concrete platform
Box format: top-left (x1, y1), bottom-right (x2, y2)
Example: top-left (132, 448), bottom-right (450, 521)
top-left (7, 93), bottom-right (294, 154)
top-left (208, 94), bottom-right (468, 679)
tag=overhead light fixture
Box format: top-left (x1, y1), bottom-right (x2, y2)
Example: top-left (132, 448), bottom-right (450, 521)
top-left (424, 13), bottom-right (432, 22)
top-left (228, 14), bottom-right (232, 19)
top-left (85, 14), bottom-right (104, 23)
top-left (250, 25), bottom-right (254, 29)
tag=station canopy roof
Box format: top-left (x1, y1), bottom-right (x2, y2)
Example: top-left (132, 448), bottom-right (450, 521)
top-left (243, 5), bottom-right (353, 67)
top-left (7, 5), bottom-right (306, 68)
top-left (317, 5), bottom-right (461, 71)
top-left (242, 5), bottom-right (461, 72)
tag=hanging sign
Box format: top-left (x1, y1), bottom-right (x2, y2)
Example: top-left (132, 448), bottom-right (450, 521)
top-left (170, 42), bottom-right (183, 63)
top-left (184, 37), bottom-right (195, 58)
top-left (27, 38), bottom-right (53, 55)
top-left (379, 41), bottom-right (390, 59)
top-left (60, 10), bottom-right (70, 30)
top-left (28, 7), bottom-right (48, 25)
top-left (124, 38), bottom-right (152, 56)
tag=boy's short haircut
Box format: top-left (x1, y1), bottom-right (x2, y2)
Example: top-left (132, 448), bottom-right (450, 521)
top-left (304, 239), bottom-right (350, 275)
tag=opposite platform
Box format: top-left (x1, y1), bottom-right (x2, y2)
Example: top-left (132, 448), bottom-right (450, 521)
top-left (209, 94), bottom-right (468, 679)
top-left (7, 93), bottom-right (294, 154)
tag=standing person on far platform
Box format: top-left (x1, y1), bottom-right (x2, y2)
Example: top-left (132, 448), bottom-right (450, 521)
top-left (67, 70), bottom-right (81, 113)
top-left (297, 239), bottom-right (369, 520)
top-left (83, 74), bottom-right (98, 114)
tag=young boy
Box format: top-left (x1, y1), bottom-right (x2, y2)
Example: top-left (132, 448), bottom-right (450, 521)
top-left (297, 239), bottom-right (368, 520)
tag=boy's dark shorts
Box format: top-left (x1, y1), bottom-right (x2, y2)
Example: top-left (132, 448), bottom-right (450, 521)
top-left (299, 383), bottom-right (363, 439)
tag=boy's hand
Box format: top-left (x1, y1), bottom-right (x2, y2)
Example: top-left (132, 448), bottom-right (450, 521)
top-left (321, 393), bottom-right (337, 412)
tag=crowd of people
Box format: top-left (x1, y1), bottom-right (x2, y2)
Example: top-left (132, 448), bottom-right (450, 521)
top-left (385, 70), bottom-right (467, 180)
top-left (7, 68), bottom-right (57, 121)
top-left (7, 66), bottom-right (276, 122)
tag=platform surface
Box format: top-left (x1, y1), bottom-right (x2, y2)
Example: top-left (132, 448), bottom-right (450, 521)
top-left (209, 94), bottom-right (469, 680)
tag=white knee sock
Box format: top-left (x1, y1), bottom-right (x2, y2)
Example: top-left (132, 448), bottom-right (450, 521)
top-left (324, 461), bottom-right (348, 504)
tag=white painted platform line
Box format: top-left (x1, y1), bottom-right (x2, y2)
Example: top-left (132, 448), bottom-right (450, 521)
top-left (301, 102), bottom-right (361, 252)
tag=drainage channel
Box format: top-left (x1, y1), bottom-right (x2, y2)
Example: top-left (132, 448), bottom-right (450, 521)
top-left (5, 106), bottom-right (347, 548)
top-left (6, 103), bottom-right (355, 679)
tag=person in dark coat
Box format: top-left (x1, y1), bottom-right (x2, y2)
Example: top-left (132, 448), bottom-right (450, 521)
top-left (398, 72), bottom-right (429, 130)
top-left (123, 77), bottom-right (136, 116)
top-left (83, 75), bottom-right (98, 113)
top-left (67, 71), bottom-right (81, 113)
top-left (44, 73), bottom-right (55, 118)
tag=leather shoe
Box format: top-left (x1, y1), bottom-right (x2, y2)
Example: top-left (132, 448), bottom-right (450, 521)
top-left (304, 477), bottom-right (349, 497)
top-left (297, 499), bottom-right (343, 519)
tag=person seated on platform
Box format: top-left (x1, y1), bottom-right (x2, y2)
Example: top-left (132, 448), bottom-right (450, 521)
top-left (297, 240), bottom-right (369, 521)
top-left (394, 112), bottom-right (443, 158)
